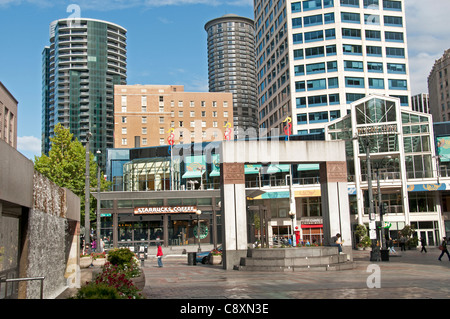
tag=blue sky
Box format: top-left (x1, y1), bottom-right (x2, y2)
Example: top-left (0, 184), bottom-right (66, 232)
top-left (1, 0), bottom-right (450, 160)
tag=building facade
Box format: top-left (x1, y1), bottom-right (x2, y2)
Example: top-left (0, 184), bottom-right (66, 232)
top-left (0, 81), bottom-right (18, 149)
top-left (255, 0), bottom-right (411, 136)
top-left (428, 48), bottom-right (450, 123)
top-left (42, 18), bottom-right (127, 168)
top-left (114, 85), bottom-right (233, 149)
top-left (411, 93), bottom-right (429, 114)
top-left (205, 14), bottom-right (259, 135)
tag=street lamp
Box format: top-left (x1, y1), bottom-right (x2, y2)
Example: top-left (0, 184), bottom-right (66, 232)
top-left (196, 210), bottom-right (202, 252)
top-left (374, 156), bottom-right (392, 251)
top-left (84, 132), bottom-right (92, 253)
top-left (96, 150), bottom-right (102, 253)
top-left (289, 211), bottom-right (295, 246)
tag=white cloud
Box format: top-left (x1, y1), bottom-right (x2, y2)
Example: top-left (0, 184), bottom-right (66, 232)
top-left (17, 136), bottom-right (41, 153)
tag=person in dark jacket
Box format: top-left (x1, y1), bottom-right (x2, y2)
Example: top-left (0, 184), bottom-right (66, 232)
top-left (438, 237), bottom-right (450, 261)
top-left (420, 237), bottom-right (427, 253)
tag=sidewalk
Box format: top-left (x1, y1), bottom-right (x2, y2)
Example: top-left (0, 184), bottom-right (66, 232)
top-left (56, 247), bottom-right (450, 299)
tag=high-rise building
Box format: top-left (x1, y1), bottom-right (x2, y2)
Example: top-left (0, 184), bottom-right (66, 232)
top-left (0, 81), bottom-right (18, 149)
top-left (42, 18), bottom-right (127, 168)
top-left (428, 48), bottom-right (450, 123)
top-left (254, 0), bottom-right (411, 136)
top-left (411, 93), bottom-right (429, 114)
top-left (114, 84), bottom-right (233, 148)
top-left (205, 14), bottom-right (258, 136)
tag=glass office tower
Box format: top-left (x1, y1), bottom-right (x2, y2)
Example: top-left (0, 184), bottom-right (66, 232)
top-left (205, 14), bottom-right (259, 136)
top-left (254, 0), bottom-right (410, 136)
top-left (42, 18), bottom-right (127, 168)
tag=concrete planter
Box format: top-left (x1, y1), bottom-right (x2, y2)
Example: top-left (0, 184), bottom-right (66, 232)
top-left (80, 256), bottom-right (92, 269)
top-left (210, 255), bottom-right (222, 265)
top-left (131, 272), bottom-right (145, 291)
top-left (92, 258), bottom-right (106, 267)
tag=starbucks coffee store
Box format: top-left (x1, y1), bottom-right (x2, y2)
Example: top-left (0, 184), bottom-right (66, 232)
top-left (96, 190), bottom-right (223, 251)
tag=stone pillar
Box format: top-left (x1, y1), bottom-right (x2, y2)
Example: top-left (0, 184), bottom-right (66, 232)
top-left (320, 161), bottom-right (352, 259)
top-left (220, 163), bottom-right (247, 270)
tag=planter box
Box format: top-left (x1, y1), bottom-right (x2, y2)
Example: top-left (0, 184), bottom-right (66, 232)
top-left (92, 258), bottom-right (106, 267)
top-left (80, 256), bottom-right (92, 268)
top-left (210, 255), bottom-right (222, 265)
top-left (131, 272), bottom-right (145, 291)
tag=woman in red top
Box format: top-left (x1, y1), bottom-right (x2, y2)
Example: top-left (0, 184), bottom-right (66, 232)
top-left (156, 243), bottom-right (163, 267)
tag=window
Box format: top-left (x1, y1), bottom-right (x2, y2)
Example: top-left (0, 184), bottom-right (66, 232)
top-left (346, 93), bottom-right (365, 103)
top-left (294, 49), bottom-right (304, 60)
top-left (141, 96), bottom-right (147, 106)
top-left (303, 14), bottom-right (323, 27)
top-left (179, 111), bottom-right (184, 117)
top-left (325, 28), bottom-right (336, 39)
top-left (326, 44), bottom-right (337, 55)
top-left (364, 14), bottom-right (380, 25)
top-left (385, 31), bottom-right (404, 42)
top-left (384, 15), bottom-right (402, 27)
top-left (297, 113), bottom-right (308, 124)
top-left (324, 0), bottom-right (334, 7)
top-left (367, 62), bottom-right (383, 73)
top-left (121, 116), bottom-right (127, 123)
top-left (142, 127), bottom-right (147, 134)
top-left (342, 28), bottom-right (361, 39)
top-left (293, 33), bottom-right (303, 44)
top-left (368, 78), bottom-right (385, 89)
top-left (363, 0), bottom-right (378, 8)
top-left (122, 127), bottom-right (127, 134)
top-left (365, 30), bottom-right (381, 40)
top-left (294, 65), bottom-right (305, 75)
top-left (329, 93), bottom-right (340, 104)
top-left (305, 46), bottom-right (324, 58)
top-left (341, 12), bottom-right (360, 23)
top-left (142, 116), bottom-right (147, 123)
top-left (383, 0), bottom-right (401, 11)
top-left (178, 101), bottom-right (183, 107)
top-left (296, 97), bottom-right (307, 108)
top-left (121, 95), bottom-right (127, 106)
top-left (159, 117), bottom-right (164, 123)
top-left (142, 138), bottom-right (147, 145)
top-left (291, 1), bottom-right (302, 12)
top-left (345, 77), bottom-right (365, 88)
top-left (309, 111), bottom-right (329, 123)
top-left (366, 46), bottom-right (382, 56)
top-left (387, 63), bottom-right (406, 74)
top-left (328, 77), bottom-right (339, 88)
top-left (343, 44), bottom-right (362, 55)
top-left (190, 111), bottom-right (195, 117)
top-left (121, 138), bottom-right (127, 145)
top-left (308, 95), bottom-right (328, 106)
top-left (306, 62), bottom-right (326, 74)
top-left (327, 61), bottom-right (338, 72)
top-left (386, 47), bottom-right (405, 58)
top-left (340, 0), bottom-right (359, 7)
top-left (305, 30), bottom-right (324, 42)
top-left (295, 81), bottom-right (306, 92)
top-left (212, 111), bottom-right (218, 117)
top-left (190, 101), bottom-right (195, 107)
top-left (303, 0), bottom-right (322, 11)
top-left (324, 12), bottom-right (335, 23)
top-left (389, 79), bottom-right (408, 90)
top-left (307, 78), bottom-right (327, 91)
top-left (344, 60), bottom-right (364, 71)
top-left (292, 17), bottom-right (302, 28)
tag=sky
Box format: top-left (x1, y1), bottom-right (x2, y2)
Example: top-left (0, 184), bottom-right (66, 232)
top-left (1, 0), bottom-right (449, 160)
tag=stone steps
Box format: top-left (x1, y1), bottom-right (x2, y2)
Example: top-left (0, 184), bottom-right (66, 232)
top-left (235, 247), bottom-right (355, 272)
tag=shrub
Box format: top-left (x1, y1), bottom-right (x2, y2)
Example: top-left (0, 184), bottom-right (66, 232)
top-left (74, 283), bottom-right (121, 299)
top-left (107, 248), bottom-right (135, 267)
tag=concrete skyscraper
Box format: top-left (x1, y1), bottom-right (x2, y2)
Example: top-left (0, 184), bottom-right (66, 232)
top-left (42, 18), bottom-right (127, 168)
top-left (205, 14), bottom-right (258, 136)
top-left (428, 49), bottom-right (450, 123)
top-left (254, 0), bottom-right (411, 136)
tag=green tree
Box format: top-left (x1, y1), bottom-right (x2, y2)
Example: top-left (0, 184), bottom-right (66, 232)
top-left (34, 123), bottom-right (109, 225)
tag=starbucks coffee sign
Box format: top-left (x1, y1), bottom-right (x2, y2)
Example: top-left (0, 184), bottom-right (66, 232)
top-left (134, 206), bottom-right (198, 214)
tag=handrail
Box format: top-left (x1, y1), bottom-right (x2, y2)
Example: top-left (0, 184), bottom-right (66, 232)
top-left (0, 276), bottom-right (45, 299)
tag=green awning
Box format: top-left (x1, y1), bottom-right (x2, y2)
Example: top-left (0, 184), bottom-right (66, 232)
top-left (267, 164), bottom-right (290, 174)
top-left (297, 164), bottom-right (320, 171)
top-left (209, 170), bottom-right (220, 177)
top-left (245, 164), bottom-right (261, 175)
top-left (182, 171), bottom-right (202, 179)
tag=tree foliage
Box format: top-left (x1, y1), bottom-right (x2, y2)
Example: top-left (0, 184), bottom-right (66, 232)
top-left (34, 123), bottom-right (110, 224)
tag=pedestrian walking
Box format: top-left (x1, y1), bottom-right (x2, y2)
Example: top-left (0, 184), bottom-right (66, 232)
top-left (399, 235), bottom-right (406, 251)
top-left (91, 239), bottom-right (97, 253)
top-left (156, 242), bottom-right (164, 267)
top-left (420, 237), bottom-right (427, 253)
top-left (438, 237), bottom-right (450, 261)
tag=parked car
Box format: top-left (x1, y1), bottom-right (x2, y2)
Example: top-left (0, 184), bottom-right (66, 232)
top-left (195, 246), bottom-right (222, 264)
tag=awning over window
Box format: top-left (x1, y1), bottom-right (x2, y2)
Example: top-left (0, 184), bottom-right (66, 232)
top-left (297, 164), bottom-right (320, 171)
top-left (182, 171), bottom-right (203, 179)
top-left (266, 164), bottom-right (290, 174)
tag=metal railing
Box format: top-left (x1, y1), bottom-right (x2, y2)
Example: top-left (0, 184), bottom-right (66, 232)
top-left (0, 276), bottom-right (45, 299)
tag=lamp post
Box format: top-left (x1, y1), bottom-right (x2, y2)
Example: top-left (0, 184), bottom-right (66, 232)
top-left (96, 150), bottom-right (102, 253)
top-left (196, 210), bottom-right (202, 252)
top-left (375, 156), bottom-right (392, 251)
top-left (289, 211), bottom-right (295, 246)
top-left (84, 132), bottom-right (92, 253)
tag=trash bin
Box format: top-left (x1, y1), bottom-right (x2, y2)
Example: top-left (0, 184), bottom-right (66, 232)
top-left (380, 249), bottom-right (389, 261)
top-left (187, 252), bottom-right (197, 265)
top-left (370, 247), bottom-right (380, 261)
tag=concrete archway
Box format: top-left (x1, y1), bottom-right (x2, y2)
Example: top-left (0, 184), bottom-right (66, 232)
top-left (219, 140), bottom-right (351, 269)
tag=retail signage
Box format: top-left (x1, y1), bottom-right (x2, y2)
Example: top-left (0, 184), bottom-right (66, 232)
top-left (357, 124), bottom-right (398, 136)
top-left (134, 206), bottom-right (198, 215)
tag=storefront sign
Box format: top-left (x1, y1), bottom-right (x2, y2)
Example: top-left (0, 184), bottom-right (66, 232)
top-left (357, 124), bottom-right (398, 136)
top-left (134, 206), bottom-right (198, 215)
